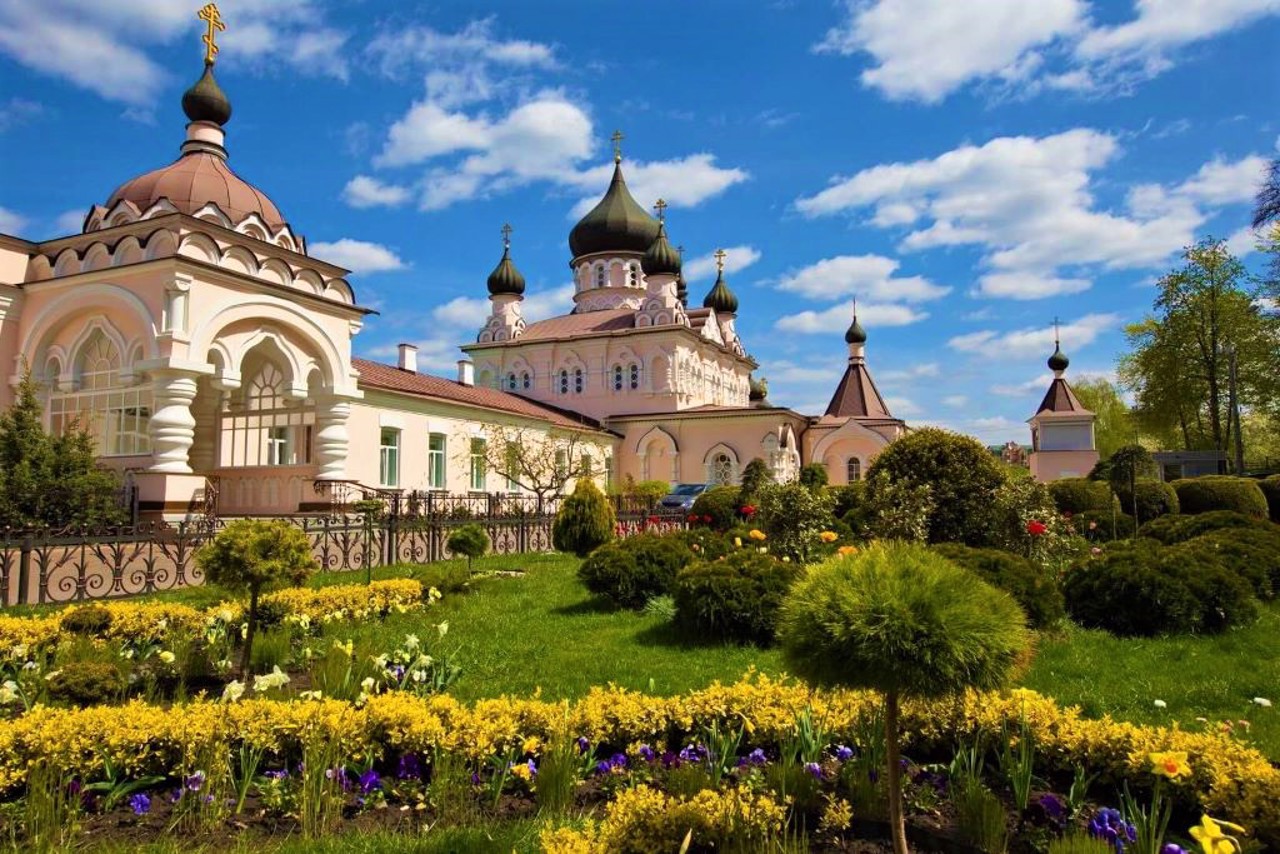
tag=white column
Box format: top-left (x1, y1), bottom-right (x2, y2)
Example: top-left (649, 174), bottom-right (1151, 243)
top-left (148, 369), bottom-right (200, 473)
top-left (314, 398), bottom-right (352, 481)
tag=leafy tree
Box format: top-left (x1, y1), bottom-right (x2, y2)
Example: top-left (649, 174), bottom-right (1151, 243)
top-left (472, 426), bottom-right (608, 506)
top-left (797, 462), bottom-right (828, 491)
top-left (446, 523), bottom-right (490, 572)
top-left (1070, 378), bottom-right (1134, 459)
top-left (778, 543), bottom-right (1029, 854)
top-left (756, 481), bottom-right (834, 562)
top-left (0, 373), bottom-right (125, 530)
top-left (196, 519), bottom-right (317, 677)
top-left (552, 479), bottom-right (615, 557)
top-left (1120, 239), bottom-right (1280, 461)
top-left (1253, 158), bottom-right (1280, 230)
top-left (628, 480), bottom-right (672, 510)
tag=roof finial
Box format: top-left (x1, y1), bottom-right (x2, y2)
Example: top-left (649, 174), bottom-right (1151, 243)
top-left (198, 3), bottom-right (226, 66)
top-left (501, 222), bottom-right (512, 251)
top-left (1048, 316), bottom-right (1070, 372)
top-left (611, 129), bottom-right (624, 163)
top-left (654, 198), bottom-right (667, 223)
top-left (1053, 315), bottom-right (1061, 347)
top-left (714, 247), bottom-right (727, 275)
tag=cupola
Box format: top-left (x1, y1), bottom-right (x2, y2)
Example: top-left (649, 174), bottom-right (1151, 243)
top-left (487, 224), bottom-right (526, 296)
top-left (702, 249), bottom-right (739, 314)
top-left (641, 215), bottom-right (681, 277)
top-left (568, 132), bottom-right (659, 258)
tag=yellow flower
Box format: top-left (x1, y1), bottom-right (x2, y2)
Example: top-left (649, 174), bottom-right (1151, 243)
top-left (748, 529), bottom-right (767, 541)
top-left (1190, 815), bottom-right (1246, 854)
top-left (819, 531), bottom-right (838, 543)
top-left (1151, 750), bottom-right (1191, 780)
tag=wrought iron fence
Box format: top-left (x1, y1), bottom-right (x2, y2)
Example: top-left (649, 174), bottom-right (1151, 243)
top-left (0, 496), bottom-right (686, 607)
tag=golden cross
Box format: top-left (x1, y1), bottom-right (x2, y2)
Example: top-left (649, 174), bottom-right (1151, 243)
top-left (197, 3), bottom-right (226, 65)
top-left (610, 129), bottom-right (624, 162)
top-left (501, 223), bottom-right (512, 250)
top-left (654, 198), bottom-right (667, 222)
top-left (714, 248), bottom-right (726, 274)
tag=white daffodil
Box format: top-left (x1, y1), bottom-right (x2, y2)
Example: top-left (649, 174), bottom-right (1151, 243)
top-left (1154, 699), bottom-right (1167, 709)
top-left (1253, 697), bottom-right (1272, 707)
top-left (222, 680), bottom-right (245, 703)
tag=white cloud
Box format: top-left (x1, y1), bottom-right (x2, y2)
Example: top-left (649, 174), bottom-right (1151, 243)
top-left (974, 271), bottom-right (1092, 300)
top-left (0, 206), bottom-right (27, 235)
top-left (1175, 155), bottom-right (1269, 206)
top-left (880, 362), bottom-right (940, 382)
top-left (309, 239), bottom-right (406, 275)
top-left (683, 246), bottom-right (762, 282)
top-left (949, 312), bottom-right (1119, 360)
top-left (775, 301), bottom-right (928, 334)
top-left (54, 209), bottom-right (85, 234)
top-left (756, 360), bottom-right (840, 385)
top-left (1225, 225), bottom-right (1263, 257)
top-left (0, 97), bottom-right (43, 132)
top-left (566, 155), bottom-right (750, 217)
top-left (943, 395), bottom-right (969, 408)
top-left (367, 18), bottom-right (557, 79)
top-left (991, 375), bottom-right (1053, 396)
top-left (775, 254), bottom-right (949, 302)
top-left (885, 396), bottom-right (922, 416)
top-left (1076, 0), bottom-right (1280, 65)
top-left (342, 176), bottom-right (412, 209)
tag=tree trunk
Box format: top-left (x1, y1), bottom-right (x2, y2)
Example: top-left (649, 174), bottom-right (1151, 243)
top-left (884, 690), bottom-right (909, 854)
top-left (239, 586), bottom-right (259, 679)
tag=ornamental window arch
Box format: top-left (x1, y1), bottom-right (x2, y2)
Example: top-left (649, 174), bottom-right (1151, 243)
top-left (47, 322), bottom-right (152, 457)
top-left (703, 443), bottom-right (739, 487)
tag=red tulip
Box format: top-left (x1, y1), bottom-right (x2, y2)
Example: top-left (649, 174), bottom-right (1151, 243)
top-left (1026, 520), bottom-right (1047, 536)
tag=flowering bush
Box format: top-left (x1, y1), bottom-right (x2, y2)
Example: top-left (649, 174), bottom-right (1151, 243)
top-left (756, 481), bottom-right (835, 562)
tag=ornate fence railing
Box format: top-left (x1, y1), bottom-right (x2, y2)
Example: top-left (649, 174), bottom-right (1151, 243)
top-left (0, 496), bottom-right (686, 607)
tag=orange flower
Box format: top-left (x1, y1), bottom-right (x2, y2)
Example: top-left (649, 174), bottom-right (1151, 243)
top-left (837, 545), bottom-right (858, 557)
top-left (819, 531), bottom-right (838, 543)
top-left (748, 529), bottom-right (767, 542)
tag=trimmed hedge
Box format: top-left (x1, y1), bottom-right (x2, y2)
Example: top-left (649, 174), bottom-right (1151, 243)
top-left (689, 486), bottom-right (742, 531)
top-left (931, 543), bottom-right (1065, 629)
top-left (577, 533), bottom-right (695, 608)
top-left (1260, 475), bottom-right (1280, 523)
top-left (1171, 476), bottom-right (1269, 519)
top-left (1063, 540), bottom-right (1258, 636)
top-left (1048, 478), bottom-right (1116, 515)
top-left (673, 551), bottom-right (801, 644)
top-left (1113, 479), bottom-right (1179, 524)
top-left (1074, 510), bottom-right (1136, 541)
top-left (1139, 510), bottom-right (1272, 544)
top-left (1183, 526), bottom-right (1280, 601)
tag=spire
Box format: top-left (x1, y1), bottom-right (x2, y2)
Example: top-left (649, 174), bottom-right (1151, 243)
top-left (1048, 317), bottom-right (1069, 373)
top-left (182, 4), bottom-right (232, 128)
top-left (487, 222), bottom-right (526, 296)
top-left (702, 249), bottom-right (739, 314)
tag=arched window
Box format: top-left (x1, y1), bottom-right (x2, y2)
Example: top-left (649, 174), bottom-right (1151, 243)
top-left (612, 364), bottom-right (624, 392)
top-left (709, 453), bottom-right (735, 486)
top-left (629, 363), bottom-right (641, 390)
top-left (846, 458), bottom-right (862, 483)
top-left (595, 265), bottom-right (606, 287)
top-left (573, 367), bottom-right (585, 393)
top-left (521, 371), bottom-right (531, 390)
top-left (49, 330), bottom-right (152, 457)
top-left (558, 370), bottom-right (570, 394)
top-left (219, 356), bottom-right (315, 468)
top-left (627, 263), bottom-right (639, 287)
top-left (506, 372), bottom-right (517, 391)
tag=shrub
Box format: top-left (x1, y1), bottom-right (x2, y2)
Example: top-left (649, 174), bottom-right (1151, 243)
top-left (1074, 510), bottom-right (1136, 541)
top-left (1140, 509), bottom-right (1271, 544)
top-left (46, 661), bottom-right (126, 706)
top-left (446, 523), bottom-right (489, 571)
top-left (737, 458), bottom-right (773, 503)
top-left (1260, 475), bottom-right (1280, 522)
top-left (864, 427), bottom-right (1007, 545)
top-left (798, 462), bottom-right (829, 491)
top-left (196, 518), bottom-right (317, 678)
top-left (756, 481), bottom-right (835, 562)
top-left (830, 482), bottom-right (866, 519)
top-left (1172, 476), bottom-right (1269, 518)
top-left (673, 551), bottom-right (801, 644)
top-left (671, 528), bottom-right (735, 561)
top-left (413, 562), bottom-right (472, 596)
top-left (629, 480), bottom-right (672, 510)
top-left (577, 533), bottom-right (694, 608)
top-left (777, 542), bottom-right (1029, 852)
top-left (1182, 527), bottom-right (1280, 600)
top-left (689, 486), bottom-right (740, 531)
top-left (1048, 478), bottom-right (1116, 515)
top-left (1113, 479), bottom-right (1179, 524)
top-left (552, 480), bottom-right (615, 558)
top-left (1063, 541), bottom-right (1258, 636)
top-left (931, 544), bottom-right (1065, 629)
top-left (59, 605), bottom-right (113, 637)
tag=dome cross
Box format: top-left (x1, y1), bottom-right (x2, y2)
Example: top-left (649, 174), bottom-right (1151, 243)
top-left (197, 3), bottom-right (226, 66)
top-left (501, 222), bottom-right (512, 250)
top-left (611, 129), bottom-right (624, 163)
top-left (714, 248), bottom-right (726, 274)
top-left (654, 198), bottom-right (667, 222)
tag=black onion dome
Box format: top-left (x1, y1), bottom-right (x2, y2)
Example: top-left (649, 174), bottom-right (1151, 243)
top-left (749, 375), bottom-right (769, 401)
top-left (569, 161), bottom-right (660, 258)
top-left (702, 270), bottom-right (739, 314)
top-left (182, 62), bottom-right (232, 126)
top-left (845, 313), bottom-right (867, 345)
top-left (487, 247), bottom-right (526, 296)
top-left (676, 272), bottom-right (688, 306)
top-left (641, 221), bottom-right (681, 276)
top-left (1048, 345), bottom-right (1069, 372)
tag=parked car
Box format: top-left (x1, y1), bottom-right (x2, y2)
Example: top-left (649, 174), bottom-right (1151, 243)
top-left (659, 483), bottom-right (708, 511)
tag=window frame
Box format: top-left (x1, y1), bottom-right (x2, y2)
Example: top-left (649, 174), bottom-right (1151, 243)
top-left (379, 428), bottom-right (400, 488)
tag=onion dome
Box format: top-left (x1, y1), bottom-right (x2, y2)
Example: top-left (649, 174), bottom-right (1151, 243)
top-left (702, 269), bottom-right (739, 314)
top-left (676, 273), bottom-right (688, 306)
top-left (845, 311), bottom-right (867, 345)
top-left (182, 62), bottom-right (232, 126)
top-left (487, 227), bottom-right (526, 296)
top-left (641, 220), bottom-right (681, 276)
top-left (568, 160), bottom-right (660, 258)
top-left (749, 375), bottom-right (769, 402)
top-left (1048, 345), bottom-right (1070, 372)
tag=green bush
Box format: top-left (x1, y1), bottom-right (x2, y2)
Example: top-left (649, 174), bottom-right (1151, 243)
top-left (576, 533), bottom-right (694, 608)
top-left (798, 463), bottom-right (829, 491)
top-left (672, 528), bottom-right (735, 561)
top-left (1074, 510), bottom-right (1136, 541)
top-left (1048, 478), bottom-right (1116, 515)
top-left (737, 458), bottom-right (773, 504)
top-left (59, 605), bottom-right (113, 637)
top-left (630, 480), bottom-right (673, 509)
top-left (46, 661), bottom-right (126, 706)
top-left (689, 486), bottom-right (741, 531)
top-left (1183, 527), bottom-right (1280, 601)
top-left (864, 427), bottom-right (1007, 545)
top-left (830, 482), bottom-right (866, 520)
top-left (1258, 475), bottom-right (1280, 522)
top-left (673, 551), bottom-right (801, 644)
top-left (446, 523), bottom-right (490, 570)
top-left (756, 481), bottom-right (835, 562)
top-left (412, 562), bottom-right (473, 595)
top-left (1139, 509), bottom-right (1271, 544)
top-left (552, 480), bottom-right (616, 558)
top-left (1172, 476), bottom-right (1269, 518)
top-left (1113, 479), bottom-right (1179, 524)
top-left (1063, 540), bottom-right (1258, 636)
top-left (931, 544), bottom-right (1065, 629)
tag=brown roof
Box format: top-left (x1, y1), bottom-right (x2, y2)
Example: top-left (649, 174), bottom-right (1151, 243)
top-left (353, 358), bottom-right (603, 432)
top-left (1034, 378), bottom-right (1092, 417)
top-left (825, 359), bottom-right (894, 420)
top-left (108, 152), bottom-right (285, 227)
top-left (515, 309), bottom-right (635, 342)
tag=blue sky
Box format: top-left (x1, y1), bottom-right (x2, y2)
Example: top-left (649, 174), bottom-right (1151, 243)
top-left (1, 0), bottom-right (1277, 444)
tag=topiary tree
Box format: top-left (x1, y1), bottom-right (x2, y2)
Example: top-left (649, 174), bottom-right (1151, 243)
top-left (797, 462), bottom-right (829, 492)
top-left (1114, 478), bottom-right (1180, 524)
top-left (865, 428), bottom-right (1006, 545)
top-left (446, 523), bottom-right (490, 572)
top-left (552, 479), bottom-right (616, 558)
top-left (931, 543), bottom-right (1065, 629)
top-left (1047, 478), bottom-right (1116, 515)
top-left (196, 519), bottom-right (317, 678)
top-left (1097, 444), bottom-right (1157, 526)
top-left (689, 486), bottom-right (741, 531)
top-left (1172, 475), bottom-right (1269, 518)
top-left (777, 543), bottom-right (1029, 854)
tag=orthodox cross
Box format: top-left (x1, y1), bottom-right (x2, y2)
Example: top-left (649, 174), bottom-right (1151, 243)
top-left (675, 244), bottom-right (685, 260)
top-left (714, 248), bottom-right (727, 274)
top-left (611, 129), bottom-right (624, 162)
top-left (654, 198), bottom-right (667, 222)
top-left (197, 4), bottom-right (226, 65)
top-left (1052, 316), bottom-right (1061, 346)
top-left (501, 223), bottom-right (512, 250)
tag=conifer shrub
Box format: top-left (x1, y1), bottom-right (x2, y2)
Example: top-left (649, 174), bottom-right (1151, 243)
top-left (1257, 475), bottom-right (1280, 522)
top-left (627, 480), bottom-right (672, 510)
top-left (1048, 478), bottom-right (1116, 515)
top-left (59, 605), bottom-right (113, 637)
top-left (577, 533), bottom-right (694, 608)
top-left (1113, 479), bottom-right (1180, 524)
top-left (798, 462), bottom-right (829, 491)
top-left (673, 550), bottom-right (801, 644)
top-left (737, 458), bottom-right (773, 504)
top-left (689, 486), bottom-right (741, 531)
top-left (1140, 509), bottom-right (1271, 544)
top-left (931, 543), bottom-right (1065, 629)
top-left (1182, 527), bottom-right (1280, 601)
top-left (1172, 476), bottom-right (1269, 518)
top-left (1074, 510), bottom-right (1136, 541)
top-left (445, 523), bottom-right (489, 571)
top-left (672, 527), bottom-right (735, 561)
top-left (552, 479), bottom-right (615, 557)
top-left (46, 661), bottom-right (126, 707)
top-left (1063, 540), bottom-right (1257, 636)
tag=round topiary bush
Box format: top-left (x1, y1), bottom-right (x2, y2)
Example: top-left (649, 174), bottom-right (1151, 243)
top-left (673, 550), bottom-right (801, 644)
top-left (1073, 510), bottom-right (1136, 541)
top-left (1182, 526), bottom-right (1280, 601)
top-left (59, 605), bottom-right (113, 637)
top-left (1048, 478), bottom-right (1116, 515)
top-left (1113, 479), bottom-right (1179, 524)
top-left (1139, 509), bottom-right (1272, 544)
top-left (552, 479), bottom-right (616, 558)
top-left (446, 523), bottom-right (490, 571)
top-left (1172, 476), bottom-right (1269, 519)
top-left (673, 527), bottom-right (736, 561)
top-left (930, 543), bottom-right (1065, 629)
top-left (864, 428), bottom-right (1007, 545)
top-left (1259, 475), bottom-right (1280, 523)
top-left (577, 533), bottom-right (695, 608)
top-left (1063, 540), bottom-right (1258, 636)
top-left (46, 660), bottom-right (126, 706)
top-left (689, 486), bottom-right (741, 531)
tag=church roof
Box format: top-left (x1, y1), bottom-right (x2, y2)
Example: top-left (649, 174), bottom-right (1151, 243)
top-left (1034, 377), bottom-right (1093, 418)
top-left (824, 361), bottom-right (894, 420)
top-left (568, 161), bottom-right (660, 258)
top-left (515, 309), bottom-right (636, 341)
top-left (108, 153), bottom-right (286, 227)
top-left (354, 358), bottom-right (604, 432)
